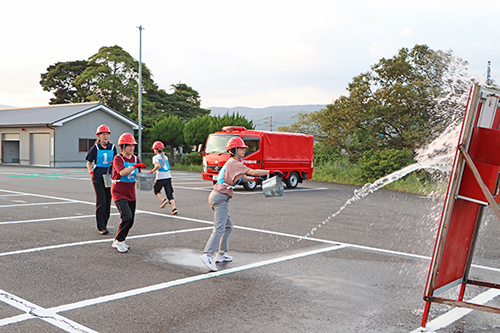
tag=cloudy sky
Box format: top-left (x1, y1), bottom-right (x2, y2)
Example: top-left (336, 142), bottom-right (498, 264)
top-left (1, 0), bottom-right (499, 109)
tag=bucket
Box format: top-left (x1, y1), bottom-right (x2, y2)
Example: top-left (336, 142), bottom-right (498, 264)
top-left (262, 176), bottom-right (284, 198)
top-left (103, 174), bottom-right (112, 188)
top-left (136, 173), bottom-right (155, 191)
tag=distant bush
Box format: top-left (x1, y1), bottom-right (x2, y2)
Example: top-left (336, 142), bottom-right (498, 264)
top-left (358, 149), bottom-right (415, 182)
top-left (181, 152), bottom-right (203, 165)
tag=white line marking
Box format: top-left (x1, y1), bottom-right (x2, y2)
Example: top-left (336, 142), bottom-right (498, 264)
top-left (0, 290), bottom-right (98, 333)
top-left (0, 201), bottom-right (77, 208)
top-left (0, 227), bottom-right (212, 257)
top-left (0, 214), bottom-right (119, 226)
top-left (50, 245), bottom-right (348, 313)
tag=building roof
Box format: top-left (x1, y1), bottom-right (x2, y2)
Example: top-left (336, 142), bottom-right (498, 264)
top-left (0, 102), bottom-right (139, 129)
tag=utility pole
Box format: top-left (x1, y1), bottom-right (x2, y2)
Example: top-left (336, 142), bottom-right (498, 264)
top-left (263, 113), bottom-right (273, 131)
top-left (137, 25), bottom-right (144, 160)
top-left (487, 61), bottom-right (492, 86)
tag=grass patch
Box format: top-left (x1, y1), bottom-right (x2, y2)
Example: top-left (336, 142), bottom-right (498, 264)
top-left (171, 164), bottom-right (203, 172)
top-left (312, 160), bottom-right (447, 197)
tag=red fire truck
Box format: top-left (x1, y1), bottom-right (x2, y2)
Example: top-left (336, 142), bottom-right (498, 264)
top-left (201, 126), bottom-right (314, 190)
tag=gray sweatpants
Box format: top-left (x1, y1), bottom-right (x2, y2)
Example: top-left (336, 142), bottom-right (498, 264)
top-left (203, 191), bottom-right (233, 255)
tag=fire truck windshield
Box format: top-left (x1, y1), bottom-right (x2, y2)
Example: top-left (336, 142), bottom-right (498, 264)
top-left (205, 134), bottom-right (238, 154)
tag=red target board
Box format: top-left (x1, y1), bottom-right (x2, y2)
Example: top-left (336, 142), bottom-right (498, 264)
top-left (422, 84), bottom-right (500, 325)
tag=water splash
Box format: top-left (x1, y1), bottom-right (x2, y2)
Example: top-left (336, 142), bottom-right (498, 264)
top-left (302, 154), bottom-right (453, 238)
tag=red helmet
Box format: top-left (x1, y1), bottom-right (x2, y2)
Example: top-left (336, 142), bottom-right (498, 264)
top-left (118, 133), bottom-right (137, 145)
top-left (152, 141), bottom-right (165, 149)
top-left (226, 137), bottom-right (248, 151)
top-left (96, 124), bottom-right (111, 136)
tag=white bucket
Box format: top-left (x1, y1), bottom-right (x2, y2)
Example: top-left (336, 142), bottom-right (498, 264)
top-left (103, 174), bottom-right (112, 188)
top-left (262, 176), bottom-right (284, 197)
top-left (136, 173), bottom-right (155, 191)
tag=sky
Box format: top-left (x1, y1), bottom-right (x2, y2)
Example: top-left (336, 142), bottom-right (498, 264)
top-left (1, 0), bottom-right (499, 110)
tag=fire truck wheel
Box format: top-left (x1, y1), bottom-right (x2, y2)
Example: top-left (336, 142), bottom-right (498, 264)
top-left (285, 172), bottom-right (299, 189)
top-left (243, 180), bottom-right (257, 191)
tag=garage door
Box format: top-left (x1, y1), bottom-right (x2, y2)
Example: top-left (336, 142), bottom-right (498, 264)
top-left (30, 133), bottom-right (51, 166)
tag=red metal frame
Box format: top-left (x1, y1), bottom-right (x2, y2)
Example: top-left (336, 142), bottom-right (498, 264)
top-left (422, 85), bottom-right (500, 326)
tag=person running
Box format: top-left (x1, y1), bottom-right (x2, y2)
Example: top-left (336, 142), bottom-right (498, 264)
top-left (200, 137), bottom-right (281, 271)
top-left (149, 141), bottom-right (178, 214)
top-left (85, 124), bottom-right (118, 235)
top-left (110, 133), bottom-right (145, 253)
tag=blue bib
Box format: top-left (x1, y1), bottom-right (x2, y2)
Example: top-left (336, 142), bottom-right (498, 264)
top-left (158, 158), bottom-right (171, 172)
top-left (120, 158), bottom-right (137, 183)
top-left (217, 161), bottom-right (242, 187)
top-left (96, 144), bottom-right (115, 168)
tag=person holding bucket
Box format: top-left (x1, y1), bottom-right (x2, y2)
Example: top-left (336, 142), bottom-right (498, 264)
top-left (149, 141), bottom-right (178, 214)
top-left (200, 136), bottom-right (282, 271)
top-left (85, 124), bottom-right (119, 235)
top-left (110, 133), bottom-right (146, 253)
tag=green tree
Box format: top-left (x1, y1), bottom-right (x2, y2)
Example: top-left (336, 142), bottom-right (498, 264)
top-left (143, 83), bottom-right (209, 120)
top-left (284, 45), bottom-right (470, 160)
top-left (184, 114), bottom-right (212, 146)
top-left (210, 111), bottom-right (254, 132)
top-left (278, 111), bottom-right (326, 141)
top-left (150, 115), bottom-right (186, 164)
top-left (40, 60), bottom-right (89, 104)
top-left (322, 45), bottom-right (469, 157)
top-left (74, 45), bottom-right (155, 115)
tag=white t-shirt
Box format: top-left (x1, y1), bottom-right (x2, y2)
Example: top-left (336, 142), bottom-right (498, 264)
top-left (152, 154), bottom-right (172, 180)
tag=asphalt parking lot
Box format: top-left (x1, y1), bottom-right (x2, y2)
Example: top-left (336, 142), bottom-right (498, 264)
top-left (1, 165), bottom-right (500, 332)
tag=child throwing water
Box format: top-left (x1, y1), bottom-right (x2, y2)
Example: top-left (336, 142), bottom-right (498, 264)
top-left (149, 141), bottom-right (178, 215)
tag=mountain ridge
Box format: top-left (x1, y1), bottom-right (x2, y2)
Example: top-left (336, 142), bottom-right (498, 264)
top-left (207, 104), bottom-right (327, 130)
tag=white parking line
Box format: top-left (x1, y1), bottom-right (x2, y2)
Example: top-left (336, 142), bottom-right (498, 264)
top-left (0, 201), bottom-right (78, 208)
top-left (0, 289), bottom-right (98, 333)
top-left (0, 227), bottom-right (213, 257)
top-left (0, 214), bottom-right (119, 226)
top-left (0, 244), bottom-right (347, 331)
top-left (1, 187), bottom-right (499, 332)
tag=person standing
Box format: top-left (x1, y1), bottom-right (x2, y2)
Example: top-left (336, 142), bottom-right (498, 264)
top-left (110, 133), bottom-right (145, 253)
top-left (200, 137), bottom-right (281, 271)
top-left (85, 124), bottom-right (118, 235)
top-left (149, 141), bottom-right (178, 214)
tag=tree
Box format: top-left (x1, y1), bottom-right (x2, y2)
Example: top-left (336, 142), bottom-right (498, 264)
top-left (291, 45), bottom-right (470, 160)
top-left (278, 111), bottom-right (326, 139)
top-left (74, 45), bottom-right (155, 115)
top-left (150, 115), bottom-right (185, 164)
top-left (210, 111), bottom-right (254, 132)
top-left (40, 60), bottom-right (89, 104)
top-left (163, 83), bottom-right (210, 119)
top-left (184, 114), bottom-right (212, 146)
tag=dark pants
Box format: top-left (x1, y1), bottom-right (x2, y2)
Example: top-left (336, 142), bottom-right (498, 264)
top-left (114, 199), bottom-right (136, 242)
top-left (92, 180), bottom-right (112, 231)
top-left (153, 178), bottom-right (174, 201)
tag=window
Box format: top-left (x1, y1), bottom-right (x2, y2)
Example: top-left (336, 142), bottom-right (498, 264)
top-left (79, 138), bottom-right (95, 152)
top-left (242, 137), bottom-right (260, 156)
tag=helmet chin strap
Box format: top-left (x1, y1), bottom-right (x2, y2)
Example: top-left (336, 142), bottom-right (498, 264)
top-left (230, 148), bottom-right (242, 160)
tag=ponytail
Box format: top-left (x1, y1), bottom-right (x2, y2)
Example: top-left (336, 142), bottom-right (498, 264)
top-left (159, 150), bottom-right (167, 168)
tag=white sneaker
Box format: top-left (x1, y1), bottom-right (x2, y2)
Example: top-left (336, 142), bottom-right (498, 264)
top-left (200, 254), bottom-right (217, 271)
top-left (112, 240), bottom-right (130, 249)
top-left (216, 252), bottom-right (233, 263)
top-left (112, 240), bottom-right (129, 253)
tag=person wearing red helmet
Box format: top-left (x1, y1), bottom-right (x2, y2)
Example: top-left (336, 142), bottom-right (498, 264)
top-left (85, 124), bottom-right (119, 235)
top-left (200, 136), bottom-right (281, 271)
top-left (110, 133), bottom-right (145, 253)
top-left (149, 141), bottom-right (178, 214)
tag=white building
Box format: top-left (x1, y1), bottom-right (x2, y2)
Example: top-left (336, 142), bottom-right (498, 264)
top-left (0, 102), bottom-right (139, 167)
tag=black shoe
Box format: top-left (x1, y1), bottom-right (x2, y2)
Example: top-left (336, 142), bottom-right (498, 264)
top-left (99, 229), bottom-right (109, 235)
